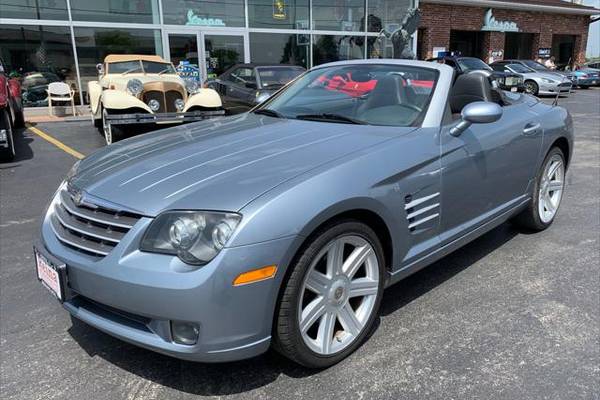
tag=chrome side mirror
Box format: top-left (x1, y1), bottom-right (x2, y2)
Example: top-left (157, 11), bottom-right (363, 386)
top-left (96, 63), bottom-right (104, 75)
top-left (450, 101), bottom-right (503, 137)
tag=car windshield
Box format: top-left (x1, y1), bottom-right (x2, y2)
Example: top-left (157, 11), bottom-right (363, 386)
top-left (257, 67), bottom-right (304, 88)
top-left (108, 61), bottom-right (142, 74)
top-left (508, 63), bottom-right (533, 73)
top-left (22, 72), bottom-right (61, 88)
top-left (457, 58), bottom-right (492, 72)
top-left (258, 64), bottom-right (438, 127)
top-left (522, 60), bottom-right (548, 71)
top-left (142, 61), bottom-right (176, 74)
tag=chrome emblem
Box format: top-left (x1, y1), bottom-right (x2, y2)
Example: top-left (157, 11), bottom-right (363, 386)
top-left (72, 190), bottom-right (84, 206)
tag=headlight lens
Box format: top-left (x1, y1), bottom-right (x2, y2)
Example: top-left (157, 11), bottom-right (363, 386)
top-left (140, 211), bottom-right (241, 265)
top-left (65, 159), bottom-right (81, 182)
top-left (174, 98), bottom-right (185, 111)
top-left (148, 99), bottom-right (160, 111)
top-left (541, 78), bottom-right (556, 84)
top-left (184, 79), bottom-right (199, 94)
top-left (126, 79), bottom-right (143, 96)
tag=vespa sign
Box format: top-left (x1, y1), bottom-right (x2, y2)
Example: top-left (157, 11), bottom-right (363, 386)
top-left (482, 9), bottom-right (519, 32)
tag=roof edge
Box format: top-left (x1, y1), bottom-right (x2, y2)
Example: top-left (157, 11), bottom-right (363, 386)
top-left (420, 0), bottom-right (600, 16)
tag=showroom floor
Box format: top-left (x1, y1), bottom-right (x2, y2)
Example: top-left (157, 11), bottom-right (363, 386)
top-left (1, 89), bottom-right (598, 400)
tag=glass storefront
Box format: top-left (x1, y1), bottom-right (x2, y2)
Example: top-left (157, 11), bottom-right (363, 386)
top-left (74, 28), bottom-right (163, 103)
top-left (249, 33), bottom-right (309, 68)
top-left (70, 0), bottom-right (160, 24)
top-left (1, 0), bottom-right (416, 107)
top-left (162, 0), bottom-right (246, 27)
top-left (0, 25), bottom-right (76, 106)
top-left (313, 35), bottom-right (365, 65)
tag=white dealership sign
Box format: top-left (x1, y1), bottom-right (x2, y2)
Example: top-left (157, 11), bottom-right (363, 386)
top-left (482, 9), bottom-right (519, 32)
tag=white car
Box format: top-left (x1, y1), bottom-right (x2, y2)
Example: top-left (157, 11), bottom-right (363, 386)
top-left (89, 55), bottom-right (223, 144)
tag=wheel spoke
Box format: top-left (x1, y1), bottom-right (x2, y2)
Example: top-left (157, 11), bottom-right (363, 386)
top-left (342, 245), bottom-right (372, 279)
top-left (337, 303), bottom-right (362, 336)
top-left (300, 296), bottom-right (326, 333)
top-left (545, 196), bottom-right (557, 212)
top-left (326, 240), bottom-right (344, 277)
top-left (305, 270), bottom-right (330, 295)
top-left (318, 312), bottom-right (336, 354)
top-left (348, 278), bottom-right (378, 298)
top-left (548, 180), bottom-right (563, 192)
top-left (547, 161), bottom-right (562, 180)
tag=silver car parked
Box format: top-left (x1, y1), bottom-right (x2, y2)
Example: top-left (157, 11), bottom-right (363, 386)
top-left (491, 62), bottom-right (572, 96)
top-left (35, 60), bottom-right (573, 368)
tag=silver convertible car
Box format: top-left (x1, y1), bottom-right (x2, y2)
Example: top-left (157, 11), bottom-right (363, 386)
top-left (35, 60), bottom-right (572, 368)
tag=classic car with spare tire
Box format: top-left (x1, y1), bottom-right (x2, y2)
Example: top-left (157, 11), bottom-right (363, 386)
top-left (88, 55), bottom-right (224, 145)
top-left (36, 59), bottom-right (572, 368)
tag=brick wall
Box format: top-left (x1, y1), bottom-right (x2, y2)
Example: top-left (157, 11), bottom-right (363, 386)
top-left (418, 3), bottom-right (590, 64)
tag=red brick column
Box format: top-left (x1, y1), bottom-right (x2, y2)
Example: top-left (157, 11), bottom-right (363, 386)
top-left (574, 31), bottom-right (588, 65)
top-left (483, 31), bottom-right (506, 63)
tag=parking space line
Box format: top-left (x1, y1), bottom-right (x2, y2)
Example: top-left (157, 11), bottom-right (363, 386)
top-left (26, 123), bottom-right (85, 159)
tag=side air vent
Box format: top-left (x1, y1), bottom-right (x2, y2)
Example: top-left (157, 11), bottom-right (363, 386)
top-left (404, 192), bottom-right (440, 232)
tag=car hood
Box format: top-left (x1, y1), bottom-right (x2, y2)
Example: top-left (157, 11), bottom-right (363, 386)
top-left (70, 114), bottom-right (411, 216)
top-left (525, 71), bottom-right (566, 81)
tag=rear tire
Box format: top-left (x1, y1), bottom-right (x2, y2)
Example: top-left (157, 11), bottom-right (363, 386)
top-left (0, 108), bottom-right (15, 162)
top-left (579, 85), bottom-right (589, 89)
top-left (273, 221), bottom-right (385, 368)
top-left (524, 80), bottom-right (539, 96)
top-left (512, 147), bottom-right (566, 231)
top-left (13, 104), bottom-right (25, 128)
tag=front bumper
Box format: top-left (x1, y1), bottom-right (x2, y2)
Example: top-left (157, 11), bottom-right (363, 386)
top-left (39, 213), bottom-right (297, 362)
top-left (106, 110), bottom-right (225, 126)
top-left (538, 82), bottom-right (572, 95)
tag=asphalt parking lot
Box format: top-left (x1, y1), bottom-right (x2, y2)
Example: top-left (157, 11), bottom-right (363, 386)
top-left (1, 89), bottom-right (599, 400)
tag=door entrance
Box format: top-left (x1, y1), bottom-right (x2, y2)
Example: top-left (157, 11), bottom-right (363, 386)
top-left (165, 31), bottom-right (247, 83)
top-left (504, 33), bottom-right (534, 60)
top-left (449, 30), bottom-right (485, 59)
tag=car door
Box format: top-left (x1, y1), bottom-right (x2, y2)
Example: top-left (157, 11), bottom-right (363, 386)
top-left (439, 99), bottom-right (543, 244)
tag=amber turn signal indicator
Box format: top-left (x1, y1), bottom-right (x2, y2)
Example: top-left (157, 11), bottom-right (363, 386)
top-left (233, 265), bottom-right (277, 286)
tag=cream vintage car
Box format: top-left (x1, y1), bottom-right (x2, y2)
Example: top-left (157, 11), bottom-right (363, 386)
top-left (89, 55), bottom-right (224, 145)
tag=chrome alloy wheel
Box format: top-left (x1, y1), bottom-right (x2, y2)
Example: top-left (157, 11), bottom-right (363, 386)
top-left (538, 154), bottom-right (565, 223)
top-left (102, 109), bottom-right (112, 145)
top-left (298, 235), bottom-right (379, 355)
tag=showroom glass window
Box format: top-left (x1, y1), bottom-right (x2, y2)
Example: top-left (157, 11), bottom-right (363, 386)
top-left (250, 33), bottom-right (309, 68)
top-left (248, 0), bottom-right (309, 29)
top-left (69, 0), bottom-right (160, 24)
top-left (0, 25), bottom-right (78, 107)
top-left (162, 0), bottom-right (245, 27)
top-left (367, 0), bottom-right (413, 32)
top-left (0, 0), bottom-right (68, 20)
top-left (312, 35), bottom-right (365, 66)
top-left (312, 0), bottom-right (365, 31)
top-left (73, 28), bottom-right (162, 103)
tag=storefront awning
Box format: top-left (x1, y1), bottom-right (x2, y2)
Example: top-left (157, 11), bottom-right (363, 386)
top-left (420, 0), bottom-right (600, 16)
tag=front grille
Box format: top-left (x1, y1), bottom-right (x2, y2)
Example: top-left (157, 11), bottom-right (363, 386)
top-left (143, 91), bottom-right (165, 113)
top-left (165, 90), bottom-right (183, 112)
top-left (559, 82), bottom-right (571, 88)
top-left (49, 188), bottom-right (141, 257)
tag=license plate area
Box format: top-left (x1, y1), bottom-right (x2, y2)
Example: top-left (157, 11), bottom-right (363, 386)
top-left (35, 247), bottom-right (67, 301)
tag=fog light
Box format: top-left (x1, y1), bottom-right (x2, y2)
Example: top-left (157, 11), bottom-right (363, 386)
top-left (171, 321), bottom-right (199, 345)
top-left (174, 98), bottom-right (185, 111)
top-left (0, 129), bottom-right (6, 142)
top-left (148, 99), bottom-right (160, 112)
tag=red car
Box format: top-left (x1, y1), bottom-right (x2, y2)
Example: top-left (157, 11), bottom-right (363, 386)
top-left (0, 58), bottom-right (25, 161)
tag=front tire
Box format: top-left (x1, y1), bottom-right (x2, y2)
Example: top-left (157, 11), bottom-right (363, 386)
top-left (512, 147), bottom-right (566, 231)
top-left (0, 108), bottom-right (15, 162)
top-left (102, 109), bottom-right (122, 145)
top-left (525, 80), bottom-right (539, 96)
top-left (274, 221), bottom-right (385, 368)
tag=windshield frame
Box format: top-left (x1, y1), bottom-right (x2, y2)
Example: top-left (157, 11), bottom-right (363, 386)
top-left (254, 63), bottom-right (440, 128)
top-left (521, 60), bottom-right (549, 71)
top-left (106, 60), bottom-right (177, 75)
top-left (457, 57), bottom-right (493, 72)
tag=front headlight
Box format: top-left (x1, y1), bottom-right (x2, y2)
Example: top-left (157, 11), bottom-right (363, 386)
top-left (174, 98), bottom-right (185, 111)
top-left (184, 79), bottom-right (199, 94)
top-left (541, 78), bottom-right (556, 84)
top-left (127, 79), bottom-right (143, 96)
top-left (140, 211), bottom-right (242, 265)
top-left (65, 159), bottom-right (81, 182)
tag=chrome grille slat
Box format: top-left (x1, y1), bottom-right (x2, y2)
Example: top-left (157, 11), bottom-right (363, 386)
top-left (59, 189), bottom-right (137, 229)
top-left (54, 204), bottom-right (124, 243)
top-left (50, 214), bottom-right (111, 256)
top-left (50, 188), bottom-right (141, 257)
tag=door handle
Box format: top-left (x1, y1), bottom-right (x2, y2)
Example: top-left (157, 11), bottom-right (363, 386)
top-left (523, 123), bottom-right (541, 135)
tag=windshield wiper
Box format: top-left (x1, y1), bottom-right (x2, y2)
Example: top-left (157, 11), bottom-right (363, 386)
top-left (295, 113), bottom-right (366, 125)
top-left (157, 68), bottom-right (171, 75)
top-left (253, 109), bottom-right (285, 118)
